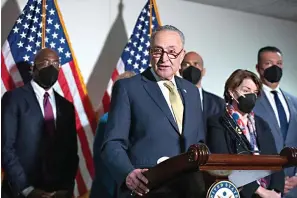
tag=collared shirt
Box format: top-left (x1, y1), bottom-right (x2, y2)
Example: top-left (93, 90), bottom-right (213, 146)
top-left (262, 84), bottom-right (290, 126)
top-left (198, 87), bottom-right (203, 111)
top-left (150, 68), bottom-right (177, 119)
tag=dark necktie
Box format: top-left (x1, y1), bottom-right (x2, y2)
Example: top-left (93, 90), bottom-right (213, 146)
top-left (43, 92), bottom-right (55, 135)
top-left (42, 92), bottom-right (56, 187)
top-left (271, 91), bottom-right (288, 139)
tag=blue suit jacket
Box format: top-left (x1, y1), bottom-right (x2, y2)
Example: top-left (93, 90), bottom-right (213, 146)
top-left (254, 90), bottom-right (297, 198)
top-left (90, 113), bottom-right (117, 198)
top-left (1, 83), bottom-right (78, 196)
top-left (101, 69), bottom-right (205, 197)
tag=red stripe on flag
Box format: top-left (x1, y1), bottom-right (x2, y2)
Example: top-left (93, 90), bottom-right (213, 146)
top-left (1, 53), bottom-right (15, 90)
top-left (111, 69), bottom-right (119, 82)
top-left (100, 69), bottom-right (120, 114)
top-left (58, 69), bottom-right (72, 100)
top-left (75, 169), bottom-right (87, 195)
top-left (102, 91), bottom-right (111, 113)
top-left (58, 69), bottom-right (94, 177)
top-left (69, 61), bottom-right (97, 134)
top-left (74, 110), bottom-right (95, 178)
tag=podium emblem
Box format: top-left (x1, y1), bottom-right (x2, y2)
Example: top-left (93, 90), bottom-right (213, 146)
top-left (207, 180), bottom-right (240, 198)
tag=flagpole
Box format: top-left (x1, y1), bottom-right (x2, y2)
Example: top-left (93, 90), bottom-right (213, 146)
top-left (41, 0), bottom-right (47, 48)
top-left (151, 0), bottom-right (162, 26)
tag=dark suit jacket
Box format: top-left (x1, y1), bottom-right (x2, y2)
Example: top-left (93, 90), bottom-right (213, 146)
top-left (101, 69), bottom-right (205, 198)
top-left (90, 113), bottom-right (117, 198)
top-left (1, 83), bottom-right (79, 197)
top-left (254, 90), bottom-right (297, 198)
top-left (202, 90), bottom-right (225, 131)
top-left (206, 112), bottom-right (285, 198)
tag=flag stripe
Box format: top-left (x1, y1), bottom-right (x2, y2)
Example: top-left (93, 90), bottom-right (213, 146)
top-left (69, 62), bottom-right (97, 133)
top-left (2, 42), bottom-right (24, 88)
top-left (1, 53), bottom-right (15, 90)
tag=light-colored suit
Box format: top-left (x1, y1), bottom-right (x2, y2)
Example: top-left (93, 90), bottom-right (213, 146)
top-left (254, 90), bottom-right (297, 197)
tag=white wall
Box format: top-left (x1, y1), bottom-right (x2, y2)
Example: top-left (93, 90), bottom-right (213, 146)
top-left (2, 0), bottom-right (297, 110)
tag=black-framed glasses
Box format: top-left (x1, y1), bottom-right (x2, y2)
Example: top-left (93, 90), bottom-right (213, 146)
top-left (35, 60), bottom-right (60, 68)
top-left (151, 47), bottom-right (183, 59)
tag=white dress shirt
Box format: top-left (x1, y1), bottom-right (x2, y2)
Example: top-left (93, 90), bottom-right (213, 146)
top-left (262, 84), bottom-right (290, 126)
top-left (150, 68), bottom-right (178, 120)
top-left (31, 80), bottom-right (57, 120)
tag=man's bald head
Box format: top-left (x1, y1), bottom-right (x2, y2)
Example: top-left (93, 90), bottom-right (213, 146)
top-left (34, 48), bottom-right (59, 64)
top-left (180, 51), bottom-right (206, 88)
top-left (181, 51), bottom-right (204, 70)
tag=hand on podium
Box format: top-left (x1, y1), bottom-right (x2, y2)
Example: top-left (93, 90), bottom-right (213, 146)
top-left (126, 168), bottom-right (149, 196)
top-left (284, 176), bottom-right (297, 194)
top-left (255, 186), bottom-right (281, 198)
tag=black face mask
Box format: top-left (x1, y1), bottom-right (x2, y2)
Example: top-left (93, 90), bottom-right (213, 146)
top-left (182, 66), bottom-right (201, 85)
top-left (237, 93), bottom-right (257, 114)
top-left (263, 65), bottom-right (282, 83)
top-left (34, 65), bottom-right (59, 89)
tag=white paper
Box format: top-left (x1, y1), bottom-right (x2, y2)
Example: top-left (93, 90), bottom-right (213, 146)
top-left (157, 156), bottom-right (169, 164)
top-left (228, 170), bottom-right (274, 187)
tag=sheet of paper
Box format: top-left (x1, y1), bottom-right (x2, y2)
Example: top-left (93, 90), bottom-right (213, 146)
top-left (228, 170), bottom-right (274, 187)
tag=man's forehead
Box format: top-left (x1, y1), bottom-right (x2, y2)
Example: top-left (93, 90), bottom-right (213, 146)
top-left (152, 31), bottom-right (182, 47)
top-left (261, 51), bottom-right (282, 60)
top-left (35, 49), bottom-right (59, 61)
top-left (184, 53), bottom-right (202, 62)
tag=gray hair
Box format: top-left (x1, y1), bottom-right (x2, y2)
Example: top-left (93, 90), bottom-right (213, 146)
top-left (151, 25), bottom-right (185, 47)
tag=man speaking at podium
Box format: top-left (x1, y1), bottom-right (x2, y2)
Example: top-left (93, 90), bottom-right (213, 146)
top-left (101, 25), bottom-right (205, 198)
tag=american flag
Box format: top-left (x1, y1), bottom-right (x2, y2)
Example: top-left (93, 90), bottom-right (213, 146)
top-left (1, 0), bottom-right (97, 196)
top-left (98, 0), bottom-right (161, 116)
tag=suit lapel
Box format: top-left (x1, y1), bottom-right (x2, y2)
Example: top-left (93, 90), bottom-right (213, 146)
top-left (141, 69), bottom-right (179, 133)
top-left (281, 90), bottom-right (297, 141)
top-left (23, 83), bottom-right (44, 121)
top-left (259, 91), bottom-right (281, 137)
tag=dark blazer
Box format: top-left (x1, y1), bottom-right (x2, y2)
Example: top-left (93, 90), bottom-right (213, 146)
top-left (101, 68), bottom-right (205, 198)
top-left (206, 112), bottom-right (285, 198)
top-left (1, 83), bottom-right (79, 197)
top-left (254, 90), bottom-right (297, 198)
top-left (202, 90), bottom-right (225, 129)
top-left (90, 113), bottom-right (117, 198)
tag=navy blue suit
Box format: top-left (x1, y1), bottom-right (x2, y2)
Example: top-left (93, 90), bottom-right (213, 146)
top-left (1, 83), bottom-right (79, 197)
top-left (101, 69), bottom-right (205, 197)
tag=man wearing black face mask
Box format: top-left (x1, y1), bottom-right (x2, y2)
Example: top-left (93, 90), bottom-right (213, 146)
top-left (180, 51), bottom-right (225, 131)
top-left (2, 48), bottom-right (79, 198)
top-left (254, 46), bottom-right (297, 198)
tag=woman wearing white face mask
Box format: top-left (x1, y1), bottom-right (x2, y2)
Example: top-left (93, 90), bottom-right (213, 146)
top-left (206, 69), bottom-right (285, 198)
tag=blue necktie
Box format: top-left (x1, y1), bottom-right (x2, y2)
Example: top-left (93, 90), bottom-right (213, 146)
top-left (271, 91), bottom-right (288, 139)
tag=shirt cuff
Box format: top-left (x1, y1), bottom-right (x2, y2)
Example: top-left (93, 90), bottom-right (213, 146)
top-left (22, 186), bottom-right (34, 197)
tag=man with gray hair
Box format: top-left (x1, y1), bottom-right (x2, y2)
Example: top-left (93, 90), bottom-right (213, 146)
top-left (101, 25), bottom-right (205, 198)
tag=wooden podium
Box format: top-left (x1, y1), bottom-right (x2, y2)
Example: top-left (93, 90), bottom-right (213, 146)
top-left (137, 144), bottom-right (297, 198)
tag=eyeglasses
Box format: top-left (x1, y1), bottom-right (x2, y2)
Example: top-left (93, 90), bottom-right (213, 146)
top-left (35, 60), bottom-right (60, 68)
top-left (151, 47), bottom-right (183, 59)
